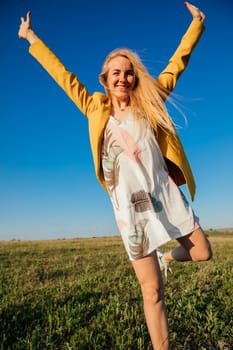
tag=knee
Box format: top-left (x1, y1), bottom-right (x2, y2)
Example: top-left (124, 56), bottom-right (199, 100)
top-left (193, 241), bottom-right (213, 262)
top-left (203, 242), bottom-right (213, 261)
top-left (141, 283), bottom-right (164, 306)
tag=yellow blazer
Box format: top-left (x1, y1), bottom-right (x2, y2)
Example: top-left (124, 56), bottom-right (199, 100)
top-left (29, 19), bottom-right (204, 200)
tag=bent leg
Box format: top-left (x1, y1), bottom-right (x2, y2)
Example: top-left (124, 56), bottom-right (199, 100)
top-left (165, 227), bottom-right (212, 263)
top-left (132, 251), bottom-right (170, 350)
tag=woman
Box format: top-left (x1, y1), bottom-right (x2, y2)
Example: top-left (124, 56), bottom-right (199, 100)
top-left (18, 3), bottom-right (212, 349)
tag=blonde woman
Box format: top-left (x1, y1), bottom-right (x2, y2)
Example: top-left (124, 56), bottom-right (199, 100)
top-left (18, 2), bottom-right (212, 349)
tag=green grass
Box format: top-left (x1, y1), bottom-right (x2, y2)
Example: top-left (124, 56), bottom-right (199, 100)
top-left (0, 232), bottom-right (232, 349)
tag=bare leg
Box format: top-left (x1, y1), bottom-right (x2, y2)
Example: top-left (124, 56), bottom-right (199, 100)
top-left (132, 251), bottom-right (170, 350)
top-left (164, 227), bottom-right (212, 263)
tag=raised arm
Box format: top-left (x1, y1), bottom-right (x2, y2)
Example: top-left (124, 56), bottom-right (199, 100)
top-left (18, 11), bottom-right (94, 116)
top-left (157, 2), bottom-right (205, 93)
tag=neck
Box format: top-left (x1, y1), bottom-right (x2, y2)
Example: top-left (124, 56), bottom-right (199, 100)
top-left (112, 98), bottom-right (130, 112)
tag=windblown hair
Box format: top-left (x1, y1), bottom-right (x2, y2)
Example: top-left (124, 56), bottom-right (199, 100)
top-left (99, 48), bottom-right (176, 134)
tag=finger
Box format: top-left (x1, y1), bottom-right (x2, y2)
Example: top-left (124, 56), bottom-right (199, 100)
top-left (184, 2), bottom-right (191, 8)
top-left (26, 10), bottom-right (31, 21)
top-left (184, 2), bottom-right (197, 9)
top-left (199, 11), bottom-right (205, 19)
top-left (184, 2), bottom-right (204, 20)
top-left (184, 2), bottom-right (199, 13)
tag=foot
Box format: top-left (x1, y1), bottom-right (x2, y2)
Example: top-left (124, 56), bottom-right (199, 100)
top-left (156, 249), bottom-right (172, 279)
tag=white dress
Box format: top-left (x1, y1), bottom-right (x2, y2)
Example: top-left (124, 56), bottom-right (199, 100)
top-left (102, 113), bottom-right (198, 261)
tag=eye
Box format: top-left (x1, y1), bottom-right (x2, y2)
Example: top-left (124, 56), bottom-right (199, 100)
top-left (112, 70), bottom-right (120, 76)
top-left (127, 70), bottom-right (135, 76)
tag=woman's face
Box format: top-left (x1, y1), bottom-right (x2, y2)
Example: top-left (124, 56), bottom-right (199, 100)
top-left (106, 55), bottom-right (136, 101)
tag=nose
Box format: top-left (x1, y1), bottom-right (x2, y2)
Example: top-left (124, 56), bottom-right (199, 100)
top-left (119, 72), bottom-right (127, 82)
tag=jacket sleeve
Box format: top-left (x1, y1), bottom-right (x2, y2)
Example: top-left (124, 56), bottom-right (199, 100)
top-left (29, 40), bottom-right (93, 116)
top-left (157, 19), bottom-right (204, 92)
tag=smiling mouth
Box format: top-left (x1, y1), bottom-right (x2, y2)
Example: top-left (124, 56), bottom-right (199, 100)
top-left (116, 85), bottom-right (129, 90)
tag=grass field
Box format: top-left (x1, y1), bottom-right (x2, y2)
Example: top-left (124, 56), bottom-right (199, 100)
top-left (0, 231), bottom-right (232, 350)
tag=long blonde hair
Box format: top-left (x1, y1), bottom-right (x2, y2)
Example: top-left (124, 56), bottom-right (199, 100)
top-left (99, 48), bottom-right (176, 134)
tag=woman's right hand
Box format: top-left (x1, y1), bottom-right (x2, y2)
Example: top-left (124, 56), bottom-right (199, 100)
top-left (18, 11), bottom-right (32, 39)
top-left (18, 11), bottom-right (38, 44)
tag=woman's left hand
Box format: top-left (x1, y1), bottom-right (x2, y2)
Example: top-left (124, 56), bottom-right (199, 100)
top-left (184, 2), bottom-right (205, 23)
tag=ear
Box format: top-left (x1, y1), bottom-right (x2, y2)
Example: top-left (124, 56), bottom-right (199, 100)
top-left (99, 73), bottom-right (107, 87)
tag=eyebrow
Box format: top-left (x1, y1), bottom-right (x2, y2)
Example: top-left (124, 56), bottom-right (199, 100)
top-left (111, 68), bottom-right (134, 73)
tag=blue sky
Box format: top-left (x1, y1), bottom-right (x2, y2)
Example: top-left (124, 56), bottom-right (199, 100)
top-left (1, 0), bottom-right (232, 240)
